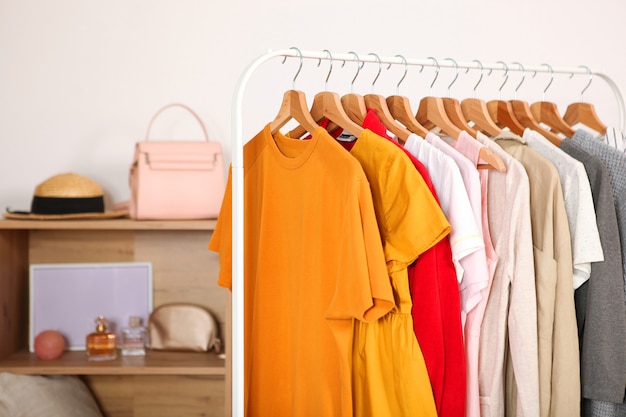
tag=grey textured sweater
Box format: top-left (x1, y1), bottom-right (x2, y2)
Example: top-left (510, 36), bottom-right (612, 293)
top-left (567, 131), bottom-right (626, 415)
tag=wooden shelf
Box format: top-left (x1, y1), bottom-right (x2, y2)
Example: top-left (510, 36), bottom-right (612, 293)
top-left (0, 218), bottom-right (228, 416)
top-left (0, 218), bottom-right (216, 231)
top-left (0, 350), bottom-right (226, 376)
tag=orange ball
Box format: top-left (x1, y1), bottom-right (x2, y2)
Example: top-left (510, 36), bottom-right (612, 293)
top-left (34, 330), bottom-right (66, 360)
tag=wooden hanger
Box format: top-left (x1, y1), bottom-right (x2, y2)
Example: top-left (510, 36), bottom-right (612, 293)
top-left (455, 59), bottom-right (505, 172)
top-left (510, 99), bottom-right (563, 145)
top-left (362, 53), bottom-right (411, 143)
top-left (288, 50), bottom-right (364, 139)
top-left (461, 98), bottom-right (502, 137)
top-left (564, 102), bottom-right (607, 135)
top-left (443, 97), bottom-right (478, 137)
top-left (416, 96), bottom-right (462, 138)
top-left (340, 51), bottom-right (368, 126)
top-left (341, 93), bottom-right (367, 126)
top-left (563, 66), bottom-right (607, 135)
top-left (418, 58), bottom-right (504, 171)
top-left (530, 101), bottom-right (576, 137)
top-left (270, 90), bottom-right (319, 135)
top-left (530, 64), bottom-right (576, 137)
top-left (439, 58), bottom-right (478, 136)
top-left (288, 91), bottom-right (364, 138)
top-left (446, 59), bottom-right (498, 137)
top-left (460, 59), bottom-right (502, 137)
top-left (477, 147), bottom-right (507, 172)
top-left (386, 55), bottom-right (428, 138)
top-left (459, 62), bottom-right (501, 138)
top-left (365, 94), bottom-right (411, 142)
top-left (270, 48), bottom-right (318, 135)
top-left (415, 57), bottom-right (463, 138)
top-left (503, 61), bottom-right (561, 144)
top-left (447, 71), bottom-right (505, 172)
top-left (387, 95), bottom-right (429, 138)
top-left (384, 55), bottom-right (429, 138)
top-left (487, 100), bottom-right (525, 135)
top-left (486, 61), bottom-right (525, 135)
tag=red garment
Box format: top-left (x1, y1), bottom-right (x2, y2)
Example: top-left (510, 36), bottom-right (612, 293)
top-left (363, 109), bottom-right (394, 140)
top-left (303, 118), bottom-right (343, 139)
top-left (363, 110), bottom-right (467, 417)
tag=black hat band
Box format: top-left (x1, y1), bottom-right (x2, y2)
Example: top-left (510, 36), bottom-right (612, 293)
top-left (31, 196), bottom-right (105, 215)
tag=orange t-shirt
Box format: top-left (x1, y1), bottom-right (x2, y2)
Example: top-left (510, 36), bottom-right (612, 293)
top-left (209, 124), bottom-right (394, 416)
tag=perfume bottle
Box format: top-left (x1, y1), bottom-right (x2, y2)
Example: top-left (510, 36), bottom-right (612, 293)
top-left (120, 316), bottom-right (147, 356)
top-left (86, 316), bottom-right (117, 361)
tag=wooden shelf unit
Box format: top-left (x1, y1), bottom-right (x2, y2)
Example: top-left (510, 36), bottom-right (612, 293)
top-left (0, 218), bottom-right (229, 417)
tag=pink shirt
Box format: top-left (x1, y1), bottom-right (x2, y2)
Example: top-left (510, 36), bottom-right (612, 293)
top-left (475, 132), bottom-right (540, 417)
top-left (435, 131), bottom-right (498, 417)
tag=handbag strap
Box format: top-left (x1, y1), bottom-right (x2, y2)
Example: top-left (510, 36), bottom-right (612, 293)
top-left (145, 103), bottom-right (210, 142)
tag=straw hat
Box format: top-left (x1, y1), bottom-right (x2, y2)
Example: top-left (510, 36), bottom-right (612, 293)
top-left (3, 173), bottom-right (128, 220)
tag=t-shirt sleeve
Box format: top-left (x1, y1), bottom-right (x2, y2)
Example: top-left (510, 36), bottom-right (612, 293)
top-left (325, 178), bottom-right (395, 323)
top-left (382, 153), bottom-right (451, 270)
top-left (208, 165), bottom-right (233, 290)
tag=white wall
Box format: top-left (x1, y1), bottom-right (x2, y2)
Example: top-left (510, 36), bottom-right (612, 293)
top-left (1, 0), bottom-right (625, 212)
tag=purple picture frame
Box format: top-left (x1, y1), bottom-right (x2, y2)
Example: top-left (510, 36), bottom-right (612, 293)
top-left (29, 262), bottom-right (153, 351)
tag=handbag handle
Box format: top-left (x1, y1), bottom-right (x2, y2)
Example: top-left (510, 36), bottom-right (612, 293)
top-left (145, 103), bottom-right (210, 142)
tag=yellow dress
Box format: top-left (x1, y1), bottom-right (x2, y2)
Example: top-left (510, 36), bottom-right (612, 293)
top-left (349, 130), bottom-right (450, 417)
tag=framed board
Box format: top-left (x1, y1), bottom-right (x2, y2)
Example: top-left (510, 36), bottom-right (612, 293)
top-left (29, 262), bottom-right (153, 351)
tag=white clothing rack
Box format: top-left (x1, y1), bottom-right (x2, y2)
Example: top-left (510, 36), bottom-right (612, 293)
top-left (229, 47), bottom-right (626, 416)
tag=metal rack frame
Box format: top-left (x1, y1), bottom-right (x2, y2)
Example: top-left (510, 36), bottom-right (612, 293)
top-left (229, 47), bottom-right (626, 416)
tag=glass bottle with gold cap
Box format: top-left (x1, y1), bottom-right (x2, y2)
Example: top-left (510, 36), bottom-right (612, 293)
top-left (86, 315), bottom-right (117, 361)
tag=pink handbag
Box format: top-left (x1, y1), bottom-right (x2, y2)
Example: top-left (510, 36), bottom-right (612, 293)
top-left (129, 103), bottom-right (225, 220)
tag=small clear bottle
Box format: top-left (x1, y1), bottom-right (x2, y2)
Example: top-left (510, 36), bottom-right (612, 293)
top-left (86, 316), bottom-right (117, 361)
top-left (120, 316), bottom-right (147, 356)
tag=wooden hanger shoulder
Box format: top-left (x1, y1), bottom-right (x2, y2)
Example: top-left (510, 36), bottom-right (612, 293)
top-left (530, 101), bottom-right (576, 137)
top-left (460, 98), bottom-right (502, 137)
top-left (270, 90), bottom-right (318, 135)
top-left (386, 95), bottom-right (429, 138)
top-left (563, 102), bottom-right (607, 135)
top-left (364, 93), bottom-right (411, 143)
top-left (416, 96), bottom-right (462, 138)
top-left (487, 99), bottom-right (525, 136)
top-left (510, 99), bottom-right (563, 145)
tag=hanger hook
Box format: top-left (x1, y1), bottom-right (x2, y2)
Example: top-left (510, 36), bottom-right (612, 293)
top-left (496, 61), bottom-right (509, 99)
top-left (541, 63), bottom-right (554, 101)
top-left (426, 57), bottom-right (440, 96)
top-left (470, 59), bottom-right (485, 99)
top-left (282, 47), bottom-right (304, 89)
top-left (578, 65), bottom-right (593, 102)
top-left (281, 47), bottom-right (304, 90)
top-left (511, 61), bottom-right (525, 99)
top-left (394, 55), bottom-right (408, 95)
top-left (368, 52), bottom-right (382, 94)
top-left (342, 51), bottom-right (363, 94)
top-left (317, 49), bottom-right (333, 91)
top-left (444, 58), bottom-right (459, 98)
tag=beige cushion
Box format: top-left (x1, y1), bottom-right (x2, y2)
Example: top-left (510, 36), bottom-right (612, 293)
top-left (0, 373), bottom-right (103, 417)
